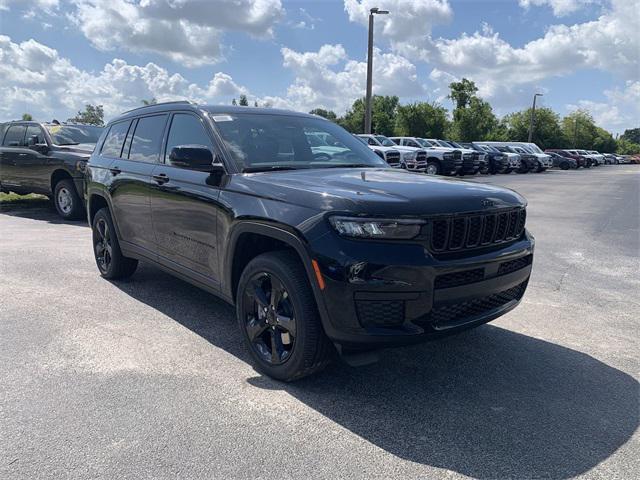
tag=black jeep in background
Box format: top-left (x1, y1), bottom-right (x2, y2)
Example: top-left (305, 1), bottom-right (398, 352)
top-left (0, 121), bottom-right (103, 219)
top-left (86, 102), bottom-right (534, 381)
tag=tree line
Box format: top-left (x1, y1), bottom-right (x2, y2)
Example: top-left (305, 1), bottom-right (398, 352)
top-left (311, 79), bottom-right (640, 155)
top-left (18, 78), bottom-right (640, 154)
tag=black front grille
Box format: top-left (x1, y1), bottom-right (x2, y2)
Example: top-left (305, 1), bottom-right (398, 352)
top-left (356, 299), bottom-right (405, 327)
top-left (434, 268), bottom-right (484, 289)
top-left (428, 281), bottom-right (527, 327)
top-left (461, 153), bottom-right (477, 172)
top-left (498, 254), bottom-right (532, 276)
top-left (416, 151), bottom-right (427, 168)
top-left (428, 208), bottom-right (526, 254)
top-left (385, 151), bottom-right (401, 167)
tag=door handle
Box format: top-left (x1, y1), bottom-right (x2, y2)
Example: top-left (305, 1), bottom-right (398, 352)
top-left (110, 166), bottom-right (122, 176)
top-left (152, 173), bottom-right (170, 184)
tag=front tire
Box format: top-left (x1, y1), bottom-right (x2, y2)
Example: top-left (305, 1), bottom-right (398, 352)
top-left (425, 160), bottom-right (440, 175)
top-left (53, 179), bottom-right (84, 220)
top-left (92, 208), bottom-right (138, 279)
top-left (237, 251), bottom-right (333, 381)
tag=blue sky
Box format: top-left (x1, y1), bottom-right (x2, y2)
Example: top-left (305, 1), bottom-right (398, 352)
top-left (0, 0), bottom-right (637, 134)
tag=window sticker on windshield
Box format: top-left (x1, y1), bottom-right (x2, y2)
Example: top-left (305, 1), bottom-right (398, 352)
top-left (212, 115), bottom-right (233, 122)
top-left (49, 125), bottom-right (62, 133)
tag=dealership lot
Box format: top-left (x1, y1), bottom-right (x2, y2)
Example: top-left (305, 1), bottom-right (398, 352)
top-left (1, 166), bottom-right (638, 479)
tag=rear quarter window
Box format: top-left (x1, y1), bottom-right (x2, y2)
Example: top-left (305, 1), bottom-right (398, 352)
top-left (101, 120), bottom-right (132, 158)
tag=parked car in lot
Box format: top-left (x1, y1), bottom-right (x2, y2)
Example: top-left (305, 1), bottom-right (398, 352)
top-left (475, 143), bottom-right (521, 173)
top-left (483, 142), bottom-right (551, 172)
top-left (546, 152), bottom-right (577, 170)
top-left (545, 149), bottom-right (590, 168)
top-left (571, 149), bottom-right (602, 166)
top-left (0, 120), bottom-right (103, 219)
top-left (388, 136), bottom-right (461, 175)
top-left (460, 142), bottom-right (508, 174)
top-left (486, 144), bottom-right (533, 173)
top-left (425, 139), bottom-right (480, 175)
top-left (86, 102), bottom-right (535, 381)
top-left (586, 150), bottom-right (605, 165)
top-left (602, 153), bottom-right (619, 165)
top-left (357, 134), bottom-right (427, 172)
top-left (352, 135), bottom-right (401, 168)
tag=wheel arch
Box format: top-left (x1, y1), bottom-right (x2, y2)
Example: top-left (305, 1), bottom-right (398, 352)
top-left (50, 169), bottom-right (74, 194)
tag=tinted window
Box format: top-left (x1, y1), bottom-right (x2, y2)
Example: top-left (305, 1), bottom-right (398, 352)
top-left (26, 125), bottom-right (45, 144)
top-left (212, 113), bottom-right (385, 171)
top-left (101, 121), bottom-right (131, 158)
top-left (128, 115), bottom-right (167, 163)
top-left (3, 125), bottom-right (26, 146)
top-left (165, 114), bottom-right (213, 165)
top-left (45, 125), bottom-right (103, 146)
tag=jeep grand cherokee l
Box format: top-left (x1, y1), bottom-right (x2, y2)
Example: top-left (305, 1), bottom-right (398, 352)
top-left (86, 102), bottom-right (534, 381)
top-left (0, 121), bottom-right (103, 219)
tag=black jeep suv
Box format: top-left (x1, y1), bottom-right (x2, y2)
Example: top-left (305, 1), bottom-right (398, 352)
top-left (86, 102), bottom-right (535, 381)
top-left (0, 121), bottom-right (103, 219)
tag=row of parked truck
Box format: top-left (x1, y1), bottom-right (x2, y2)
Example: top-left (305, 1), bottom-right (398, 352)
top-left (354, 133), bottom-right (628, 176)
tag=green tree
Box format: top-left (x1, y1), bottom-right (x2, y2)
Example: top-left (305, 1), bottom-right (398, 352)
top-left (338, 96), bottom-right (399, 136)
top-left (616, 138), bottom-right (640, 155)
top-left (239, 95), bottom-right (249, 106)
top-left (561, 110), bottom-right (597, 149)
top-left (502, 107), bottom-right (565, 149)
top-left (449, 97), bottom-right (499, 142)
top-left (394, 102), bottom-right (449, 138)
top-left (22, 113), bottom-right (33, 121)
top-left (67, 104), bottom-right (104, 126)
top-left (309, 108), bottom-right (338, 122)
top-left (592, 127), bottom-right (617, 153)
top-left (448, 78), bottom-right (478, 109)
top-left (232, 98), bottom-right (237, 106)
top-left (620, 128), bottom-right (640, 144)
top-left (141, 98), bottom-right (157, 105)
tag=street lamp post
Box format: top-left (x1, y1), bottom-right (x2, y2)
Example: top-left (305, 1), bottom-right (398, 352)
top-left (364, 7), bottom-right (389, 134)
top-left (528, 93), bottom-right (543, 143)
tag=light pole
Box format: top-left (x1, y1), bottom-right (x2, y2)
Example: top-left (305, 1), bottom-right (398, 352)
top-left (364, 7), bottom-right (389, 134)
top-left (527, 93), bottom-right (543, 143)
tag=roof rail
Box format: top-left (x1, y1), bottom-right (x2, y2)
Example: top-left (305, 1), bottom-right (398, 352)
top-left (120, 100), bottom-right (197, 115)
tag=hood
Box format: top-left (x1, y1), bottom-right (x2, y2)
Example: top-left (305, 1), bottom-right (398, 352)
top-left (229, 168), bottom-right (526, 216)
top-left (56, 143), bottom-right (95, 156)
top-left (368, 146), bottom-right (397, 152)
top-left (392, 145), bottom-right (426, 153)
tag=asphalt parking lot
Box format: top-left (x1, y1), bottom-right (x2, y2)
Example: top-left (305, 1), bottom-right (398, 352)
top-left (1, 165), bottom-right (638, 479)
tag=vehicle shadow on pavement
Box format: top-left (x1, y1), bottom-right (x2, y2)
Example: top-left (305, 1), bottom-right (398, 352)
top-left (0, 205), bottom-right (88, 225)
top-left (115, 263), bottom-right (639, 480)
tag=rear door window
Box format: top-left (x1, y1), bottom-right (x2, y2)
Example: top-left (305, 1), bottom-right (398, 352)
top-left (128, 115), bottom-right (168, 163)
top-left (3, 125), bottom-right (27, 146)
top-left (101, 121), bottom-right (132, 158)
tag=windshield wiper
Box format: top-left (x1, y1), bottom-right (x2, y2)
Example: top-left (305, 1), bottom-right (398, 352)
top-left (242, 165), bottom-right (302, 173)
top-left (57, 142), bottom-right (80, 146)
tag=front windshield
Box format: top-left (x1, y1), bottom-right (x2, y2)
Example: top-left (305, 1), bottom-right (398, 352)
top-left (448, 141), bottom-right (463, 148)
top-left (578, 150), bottom-right (589, 154)
top-left (527, 143), bottom-right (543, 153)
top-left (374, 135), bottom-right (396, 147)
top-left (415, 138), bottom-right (432, 147)
top-left (45, 124), bottom-right (104, 145)
top-left (436, 140), bottom-right (451, 148)
top-left (211, 113), bottom-right (388, 172)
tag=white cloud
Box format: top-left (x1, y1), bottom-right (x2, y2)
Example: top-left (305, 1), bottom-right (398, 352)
top-left (519, 0), bottom-right (596, 17)
top-left (0, 0), bottom-right (59, 11)
top-left (390, 0), bottom-right (638, 109)
top-left (0, 36), bottom-right (249, 122)
top-left (68, 0), bottom-right (284, 66)
top-left (273, 44), bottom-right (424, 113)
top-left (567, 81), bottom-right (640, 134)
top-left (344, 0), bottom-right (452, 42)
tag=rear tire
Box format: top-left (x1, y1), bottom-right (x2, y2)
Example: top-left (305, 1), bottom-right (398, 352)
top-left (53, 179), bottom-right (84, 220)
top-left (91, 208), bottom-right (138, 279)
top-left (237, 251), bottom-right (334, 381)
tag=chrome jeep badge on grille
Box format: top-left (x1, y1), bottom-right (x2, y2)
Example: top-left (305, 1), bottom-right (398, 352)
top-left (481, 199), bottom-right (496, 208)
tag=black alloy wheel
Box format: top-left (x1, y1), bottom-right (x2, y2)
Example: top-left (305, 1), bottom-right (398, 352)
top-left (243, 272), bottom-right (297, 365)
top-left (94, 217), bottom-right (112, 275)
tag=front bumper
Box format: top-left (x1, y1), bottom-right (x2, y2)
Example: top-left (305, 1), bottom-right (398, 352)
top-left (310, 230), bottom-right (535, 347)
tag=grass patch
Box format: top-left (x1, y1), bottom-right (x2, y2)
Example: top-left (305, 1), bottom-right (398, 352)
top-left (0, 192), bottom-right (50, 210)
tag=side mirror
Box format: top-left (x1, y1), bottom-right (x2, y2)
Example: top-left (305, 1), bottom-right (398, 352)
top-left (169, 145), bottom-right (219, 172)
top-left (27, 135), bottom-right (38, 146)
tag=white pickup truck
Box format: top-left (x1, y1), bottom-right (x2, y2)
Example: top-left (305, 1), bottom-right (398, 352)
top-left (389, 136), bottom-right (461, 175)
top-left (356, 134), bottom-right (427, 172)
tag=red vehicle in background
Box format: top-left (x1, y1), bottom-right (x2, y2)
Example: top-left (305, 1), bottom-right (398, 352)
top-left (545, 149), bottom-right (590, 168)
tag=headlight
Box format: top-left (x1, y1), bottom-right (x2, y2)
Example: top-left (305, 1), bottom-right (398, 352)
top-left (329, 216), bottom-right (424, 240)
top-left (402, 151), bottom-right (417, 161)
